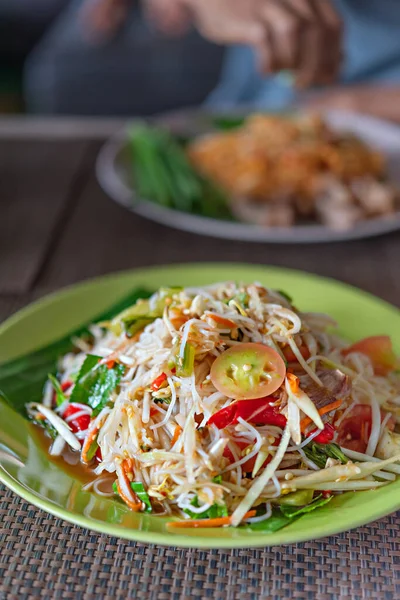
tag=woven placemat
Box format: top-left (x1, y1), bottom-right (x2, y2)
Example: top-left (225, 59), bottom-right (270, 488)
top-left (0, 484), bottom-right (399, 600)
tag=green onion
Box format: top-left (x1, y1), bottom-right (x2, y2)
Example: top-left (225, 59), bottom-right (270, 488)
top-left (47, 374), bottom-right (67, 407)
top-left (176, 343), bottom-right (195, 378)
top-left (154, 397), bottom-right (171, 405)
top-left (128, 123), bottom-right (233, 220)
top-left (274, 490), bottom-right (314, 506)
top-left (113, 481), bottom-right (152, 513)
top-left (303, 442), bottom-right (349, 469)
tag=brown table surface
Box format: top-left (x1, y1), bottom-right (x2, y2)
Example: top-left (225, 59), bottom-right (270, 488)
top-left (1, 126), bottom-right (400, 600)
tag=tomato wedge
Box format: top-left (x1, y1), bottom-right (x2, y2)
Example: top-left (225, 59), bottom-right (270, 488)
top-left (63, 404), bottom-right (91, 434)
top-left (336, 404), bottom-right (395, 453)
top-left (342, 336), bottom-right (398, 376)
top-left (208, 397), bottom-right (287, 429)
top-left (282, 344), bottom-right (311, 364)
top-left (210, 343), bottom-right (286, 400)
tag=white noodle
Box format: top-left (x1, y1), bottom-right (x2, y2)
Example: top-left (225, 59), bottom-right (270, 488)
top-left (33, 281), bottom-right (400, 523)
top-left (245, 503), bottom-right (272, 524)
top-left (366, 396), bottom-right (382, 457)
top-left (34, 404), bottom-right (81, 451)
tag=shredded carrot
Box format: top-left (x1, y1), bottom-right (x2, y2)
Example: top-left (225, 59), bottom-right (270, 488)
top-left (106, 360), bottom-right (115, 369)
top-left (300, 398), bottom-right (343, 431)
top-left (122, 457), bottom-right (134, 473)
top-left (166, 510), bottom-right (256, 529)
top-left (170, 316), bottom-right (189, 329)
top-left (207, 314), bottom-right (237, 329)
top-left (116, 481), bottom-right (142, 512)
top-left (287, 372), bottom-right (300, 394)
top-left (170, 425), bottom-right (183, 447)
top-left (81, 427), bottom-right (99, 464)
top-left (81, 414), bottom-right (108, 463)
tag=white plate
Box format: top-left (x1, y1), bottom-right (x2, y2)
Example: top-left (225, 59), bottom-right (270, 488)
top-left (96, 109), bottom-right (400, 243)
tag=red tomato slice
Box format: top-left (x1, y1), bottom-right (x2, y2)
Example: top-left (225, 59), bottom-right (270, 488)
top-left (210, 343), bottom-right (286, 400)
top-left (342, 336), bottom-right (398, 376)
top-left (208, 397), bottom-right (287, 429)
top-left (336, 404), bottom-right (395, 453)
top-left (63, 404), bottom-right (91, 434)
top-left (282, 344), bottom-right (311, 364)
top-left (61, 380), bottom-right (72, 392)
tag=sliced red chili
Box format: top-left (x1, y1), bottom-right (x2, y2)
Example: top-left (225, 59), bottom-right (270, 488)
top-left (151, 372), bottom-right (168, 391)
top-left (310, 423), bottom-right (336, 444)
top-left (208, 397), bottom-right (286, 430)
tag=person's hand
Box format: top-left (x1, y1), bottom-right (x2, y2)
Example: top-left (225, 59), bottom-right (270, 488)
top-left (80, 0), bottom-right (131, 43)
top-left (144, 0), bottom-right (191, 36)
top-left (185, 0), bottom-right (343, 87)
top-left (305, 86), bottom-right (400, 123)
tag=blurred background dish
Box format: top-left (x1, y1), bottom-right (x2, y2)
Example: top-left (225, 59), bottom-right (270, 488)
top-left (97, 108), bottom-right (400, 244)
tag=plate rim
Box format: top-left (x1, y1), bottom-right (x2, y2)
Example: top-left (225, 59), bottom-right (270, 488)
top-left (96, 109), bottom-right (400, 244)
top-left (1, 262), bottom-right (400, 548)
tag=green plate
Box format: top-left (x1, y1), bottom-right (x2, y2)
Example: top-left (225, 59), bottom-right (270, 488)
top-left (1, 263), bottom-right (399, 548)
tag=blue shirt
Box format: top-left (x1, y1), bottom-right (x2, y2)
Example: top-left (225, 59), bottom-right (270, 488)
top-left (207, 0), bottom-right (400, 109)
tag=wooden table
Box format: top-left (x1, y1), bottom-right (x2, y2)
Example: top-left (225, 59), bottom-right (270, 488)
top-left (1, 120), bottom-right (400, 600)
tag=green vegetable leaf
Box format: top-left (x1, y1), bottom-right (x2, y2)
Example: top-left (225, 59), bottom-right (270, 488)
top-left (129, 123), bottom-right (233, 220)
top-left (28, 414), bottom-right (58, 440)
top-left (154, 397), bottom-right (171, 405)
top-left (212, 116), bottom-right (246, 130)
top-left (242, 507), bottom-right (296, 533)
top-left (70, 354), bottom-right (125, 416)
top-left (212, 475), bottom-right (223, 484)
top-left (175, 342), bottom-right (195, 378)
top-left (303, 442), bottom-right (349, 469)
top-left (274, 489), bottom-right (314, 507)
top-left (73, 354), bottom-right (100, 384)
top-left (0, 288), bottom-right (152, 417)
top-left (279, 494), bottom-right (333, 518)
top-left (47, 374), bottom-right (66, 407)
top-left (113, 481), bottom-right (152, 513)
top-left (131, 482), bottom-right (152, 513)
top-left (243, 494), bottom-right (333, 532)
top-left (124, 315), bottom-right (158, 338)
top-left (183, 495), bottom-right (228, 519)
